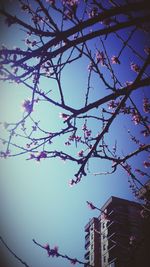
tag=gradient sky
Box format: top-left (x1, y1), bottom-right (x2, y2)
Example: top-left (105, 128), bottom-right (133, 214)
top-left (0, 1), bottom-right (150, 267)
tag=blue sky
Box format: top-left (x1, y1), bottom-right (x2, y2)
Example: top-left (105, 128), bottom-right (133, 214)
top-left (0, 1), bottom-right (150, 267)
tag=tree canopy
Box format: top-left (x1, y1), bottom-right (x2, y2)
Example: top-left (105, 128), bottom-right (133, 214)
top-left (0, 1), bottom-right (150, 265)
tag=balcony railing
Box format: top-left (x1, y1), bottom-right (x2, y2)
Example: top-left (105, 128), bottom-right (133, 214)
top-left (84, 250), bottom-right (90, 260)
top-left (85, 239), bottom-right (90, 249)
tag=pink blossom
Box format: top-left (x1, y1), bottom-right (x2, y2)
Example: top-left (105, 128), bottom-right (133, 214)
top-left (82, 123), bottom-right (87, 131)
top-left (62, 0), bottom-right (78, 7)
top-left (130, 62), bottom-right (140, 73)
top-left (132, 112), bottom-right (141, 125)
top-left (75, 136), bottom-right (81, 142)
top-left (69, 179), bottom-right (75, 187)
top-left (135, 169), bottom-right (145, 176)
top-left (59, 113), bottom-right (70, 120)
top-left (77, 150), bottom-right (84, 157)
top-left (87, 61), bottom-right (94, 71)
top-left (28, 153), bottom-right (35, 160)
top-left (68, 135), bottom-right (75, 141)
top-left (89, 7), bottom-right (98, 18)
top-left (22, 99), bottom-right (33, 113)
top-left (65, 141), bottom-right (71, 146)
top-left (124, 163), bottom-right (131, 175)
top-left (70, 258), bottom-right (77, 264)
top-left (44, 243), bottom-right (51, 256)
top-left (51, 246), bottom-right (59, 257)
top-left (0, 150), bottom-right (10, 158)
top-left (96, 51), bottom-right (106, 66)
top-left (86, 201), bottom-right (96, 210)
top-left (108, 100), bottom-right (119, 109)
top-left (36, 151), bottom-right (47, 161)
top-left (143, 97), bottom-right (150, 113)
top-left (143, 161), bottom-right (150, 168)
top-left (44, 243), bottom-right (50, 251)
top-left (111, 56), bottom-right (120, 64)
top-left (85, 130), bottom-right (91, 137)
top-left (141, 126), bottom-right (150, 137)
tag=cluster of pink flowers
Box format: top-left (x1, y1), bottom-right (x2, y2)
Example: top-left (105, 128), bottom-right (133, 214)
top-left (88, 7), bottom-right (98, 18)
top-left (41, 61), bottom-right (52, 77)
top-left (25, 38), bottom-right (37, 47)
top-left (70, 258), bottom-right (78, 265)
top-left (96, 51), bottom-right (106, 66)
top-left (111, 56), bottom-right (120, 64)
top-left (132, 112), bottom-right (141, 125)
top-left (86, 201), bottom-right (96, 210)
top-left (143, 160), bottom-right (150, 168)
top-left (141, 126), bottom-right (150, 137)
top-left (135, 169), bottom-right (146, 176)
top-left (22, 98), bottom-right (39, 113)
top-left (0, 150), bottom-right (10, 159)
top-left (87, 61), bottom-right (94, 71)
top-left (59, 112), bottom-right (70, 120)
top-left (32, 14), bottom-right (43, 24)
top-left (130, 62), bottom-right (140, 73)
top-left (69, 174), bottom-right (81, 186)
top-left (124, 163), bottom-right (131, 175)
top-left (44, 242), bottom-right (79, 264)
top-left (69, 179), bottom-right (76, 187)
top-left (29, 151), bottom-right (47, 161)
top-left (65, 134), bottom-right (82, 146)
top-left (77, 149), bottom-right (84, 157)
top-left (143, 97), bottom-right (150, 113)
top-left (108, 100), bottom-right (118, 110)
top-left (22, 99), bottom-right (33, 113)
top-left (62, 0), bottom-right (78, 7)
top-left (85, 129), bottom-right (91, 137)
top-left (82, 123), bottom-right (92, 138)
top-left (44, 244), bottom-right (59, 257)
top-left (62, 0), bottom-right (78, 19)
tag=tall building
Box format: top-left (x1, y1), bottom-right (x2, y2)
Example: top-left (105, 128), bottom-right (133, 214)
top-left (84, 217), bottom-right (100, 267)
top-left (84, 196), bottom-right (148, 267)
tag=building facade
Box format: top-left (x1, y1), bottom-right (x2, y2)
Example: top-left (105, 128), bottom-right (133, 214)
top-left (84, 196), bottom-right (148, 267)
top-left (84, 217), bottom-right (101, 267)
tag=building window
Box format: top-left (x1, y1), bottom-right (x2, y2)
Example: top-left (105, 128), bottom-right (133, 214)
top-left (102, 222), bottom-right (105, 228)
top-left (103, 244), bottom-right (106, 250)
top-left (91, 243), bottom-right (93, 250)
top-left (90, 253), bottom-right (94, 262)
top-left (109, 262), bottom-right (115, 267)
top-left (91, 233), bottom-right (94, 240)
top-left (104, 256), bottom-right (106, 263)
